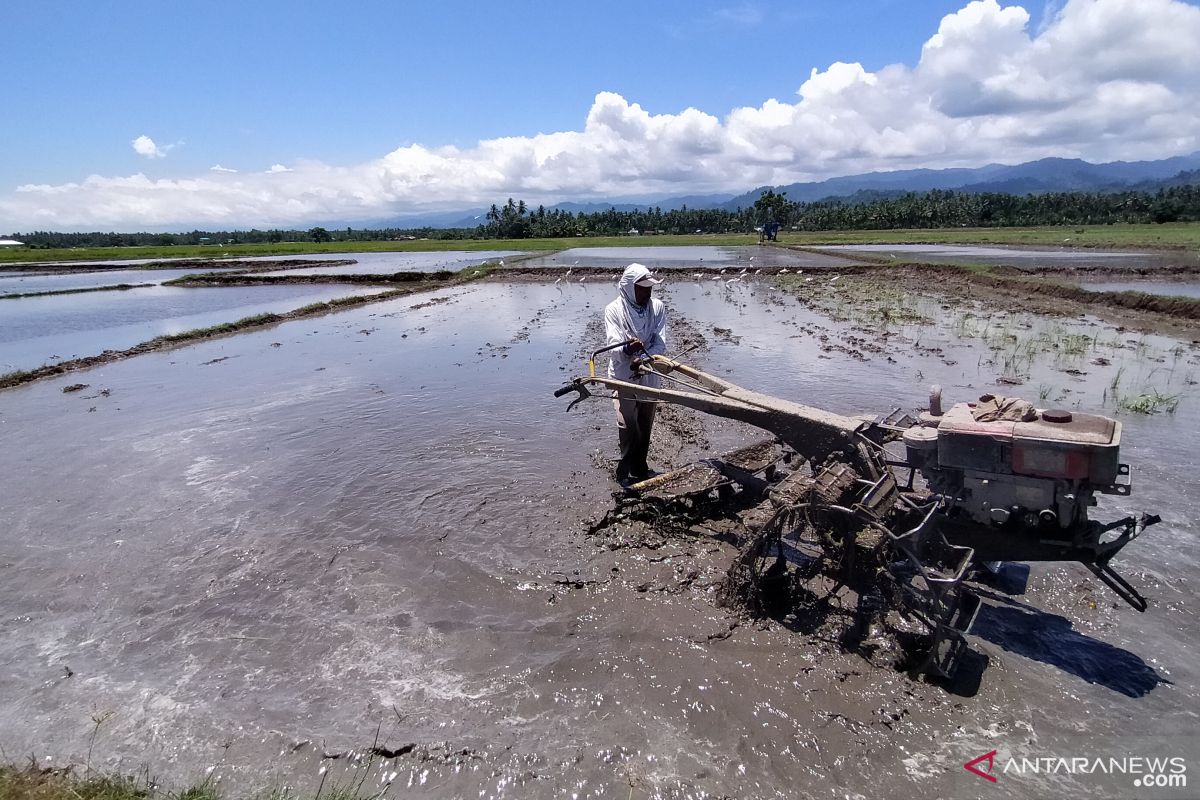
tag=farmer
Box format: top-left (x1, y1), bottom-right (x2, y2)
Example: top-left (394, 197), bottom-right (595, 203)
top-left (604, 263), bottom-right (667, 482)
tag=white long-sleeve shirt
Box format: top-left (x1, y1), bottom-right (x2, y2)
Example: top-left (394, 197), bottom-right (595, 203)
top-left (604, 296), bottom-right (667, 384)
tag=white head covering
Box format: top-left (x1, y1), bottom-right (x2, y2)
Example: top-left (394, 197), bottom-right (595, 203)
top-left (615, 263), bottom-right (663, 343)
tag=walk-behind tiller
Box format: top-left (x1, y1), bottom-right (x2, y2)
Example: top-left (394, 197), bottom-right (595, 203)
top-left (555, 347), bottom-right (1160, 678)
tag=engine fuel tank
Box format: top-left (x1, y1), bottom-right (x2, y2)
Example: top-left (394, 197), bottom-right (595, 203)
top-left (936, 402), bottom-right (1122, 485)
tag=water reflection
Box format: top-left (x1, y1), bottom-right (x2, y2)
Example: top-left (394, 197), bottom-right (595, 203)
top-left (0, 284), bottom-right (390, 371)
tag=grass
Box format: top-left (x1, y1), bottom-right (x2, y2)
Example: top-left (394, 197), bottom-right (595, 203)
top-left (0, 765), bottom-right (156, 800)
top-left (0, 764), bottom-right (375, 800)
top-left (1116, 388), bottom-right (1181, 414)
top-left (4, 222), bottom-right (1199, 265)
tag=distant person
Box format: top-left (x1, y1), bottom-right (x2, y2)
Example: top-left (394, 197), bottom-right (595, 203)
top-left (604, 263), bottom-right (667, 483)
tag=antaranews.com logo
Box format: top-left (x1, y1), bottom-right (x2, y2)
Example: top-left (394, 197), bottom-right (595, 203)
top-left (964, 749), bottom-right (1188, 790)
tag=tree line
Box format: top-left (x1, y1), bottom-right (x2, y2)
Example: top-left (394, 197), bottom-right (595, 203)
top-left (8, 181), bottom-right (1200, 247)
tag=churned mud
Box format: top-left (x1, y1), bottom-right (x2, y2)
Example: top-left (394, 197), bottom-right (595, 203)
top-left (0, 252), bottom-right (1197, 798)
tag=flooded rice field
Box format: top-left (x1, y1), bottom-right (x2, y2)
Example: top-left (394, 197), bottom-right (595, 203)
top-left (254, 251), bottom-right (526, 277)
top-left (1081, 279), bottom-right (1200, 299)
top-left (518, 245), bottom-right (859, 270)
top-left (0, 267), bottom-right (248, 296)
top-left (0, 264), bottom-right (1198, 799)
top-left (0, 284), bottom-right (390, 373)
top-left (818, 243), bottom-right (1193, 270)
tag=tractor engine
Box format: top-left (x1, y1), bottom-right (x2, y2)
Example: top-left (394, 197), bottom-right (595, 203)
top-left (902, 400), bottom-right (1129, 531)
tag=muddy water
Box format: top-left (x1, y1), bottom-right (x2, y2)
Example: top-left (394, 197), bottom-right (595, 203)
top-left (817, 243), bottom-right (1192, 270)
top-left (0, 267), bottom-right (248, 296)
top-left (253, 251), bottom-right (526, 277)
top-left (0, 278), bottom-right (1197, 799)
top-left (1081, 279), bottom-right (1200, 299)
top-left (0, 284), bottom-right (390, 372)
top-left (518, 245), bottom-right (859, 271)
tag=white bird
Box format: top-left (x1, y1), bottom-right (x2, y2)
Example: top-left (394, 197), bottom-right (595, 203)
top-left (710, 276), bottom-right (721, 281)
top-left (579, 276), bottom-right (587, 283)
top-left (749, 256), bottom-right (755, 262)
top-left (739, 268), bottom-right (747, 275)
top-left (565, 269), bottom-right (572, 277)
top-left (779, 268), bottom-right (790, 275)
top-left (720, 268), bottom-right (727, 275)
top-left (554, 277), bottom-right (562, 285)
top-left (726, 278), bottom-right (741, 285)
top-left (755, 269), bottom-right (762, 275)
top-left (830, 275), bottom-right (840, 283)
top-left (499, 259), bottom-right (504, 266)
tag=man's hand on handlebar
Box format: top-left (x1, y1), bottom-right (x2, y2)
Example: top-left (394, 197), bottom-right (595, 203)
top-left (623, 337), bottom-right (645, 355)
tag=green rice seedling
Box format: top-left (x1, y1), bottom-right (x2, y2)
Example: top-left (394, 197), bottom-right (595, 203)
top-left (1117, 388), bottom-right (1180, 414)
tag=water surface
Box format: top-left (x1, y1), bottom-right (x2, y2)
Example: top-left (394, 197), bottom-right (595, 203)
top-left (251, 251), bottom-right (525, 276)
top-left (518, 245), bottom-right (858, 270)
top-left (815, 243), bottom-right (1190, 270)
top-left (0, 279), bottom-right (1195, 799)
top-left (0, 284), bottom-right (390, 372)
top-left (1082, 280), bottom-right (1200, 299)
top-left (0, 267), bottom-right (246, 296)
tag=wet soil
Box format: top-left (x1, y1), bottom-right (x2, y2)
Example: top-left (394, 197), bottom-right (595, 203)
top-left (842, 265), bottom-right (1200, 338)
top-left (0, 271), bottom-right (1197, 799)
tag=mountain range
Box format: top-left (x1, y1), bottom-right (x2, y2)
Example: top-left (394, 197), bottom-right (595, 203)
top-left (385, 152), bottom-right (1200, 228)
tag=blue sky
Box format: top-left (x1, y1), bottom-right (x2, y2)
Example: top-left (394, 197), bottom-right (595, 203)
top-left (3, 0), bottom-right (1198, 230)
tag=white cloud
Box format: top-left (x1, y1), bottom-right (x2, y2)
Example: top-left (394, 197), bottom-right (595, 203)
top-left (131, 135), bottom-right (177, 159)
top-left (8, 0), bottom-right (1200, 230)
top-left (209, 164), bottom-right (238, 173)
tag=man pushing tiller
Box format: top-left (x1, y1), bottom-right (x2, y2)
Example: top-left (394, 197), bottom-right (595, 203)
top-left (603, 263), bottom-right (667, 484)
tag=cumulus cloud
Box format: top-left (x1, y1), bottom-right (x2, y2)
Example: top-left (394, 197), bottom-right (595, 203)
top-left (209, 164), bottom-right (238, 173)
top-left (8, 0), bottom-right (1200, 230)
top-left (131, 135), bottom-right (177, 159)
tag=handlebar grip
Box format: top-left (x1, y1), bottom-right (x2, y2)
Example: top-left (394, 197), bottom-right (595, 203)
top-left (554, 383), bottom-right (577, 398)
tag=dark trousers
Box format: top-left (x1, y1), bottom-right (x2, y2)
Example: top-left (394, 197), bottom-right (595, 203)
top-left (614, 394), bottom-right (656, 479)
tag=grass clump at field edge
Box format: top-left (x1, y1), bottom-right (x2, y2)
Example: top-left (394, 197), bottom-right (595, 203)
top-left (0, 764), bottom-right (373, 800)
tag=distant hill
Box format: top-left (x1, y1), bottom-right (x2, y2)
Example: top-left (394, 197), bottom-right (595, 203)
top-left (373, 153), bottom-right (1200, 229)
top-left (723, 153), bottom-right (1200, 208)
